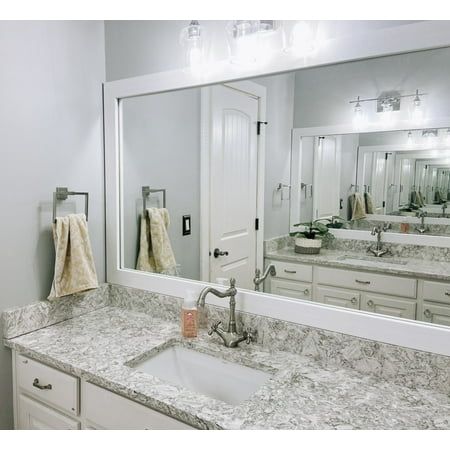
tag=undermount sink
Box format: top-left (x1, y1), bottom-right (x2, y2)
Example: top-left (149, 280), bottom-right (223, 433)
top-left (132, 345), bottom-right (271, 406)
top-left (338, 255), bottom-right (408, 267)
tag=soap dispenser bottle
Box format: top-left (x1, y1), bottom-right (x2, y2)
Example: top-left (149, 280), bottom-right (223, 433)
top-left (181, 290), bottom-right (198, 338)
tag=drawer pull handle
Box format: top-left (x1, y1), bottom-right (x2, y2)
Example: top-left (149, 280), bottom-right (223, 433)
top-left (355, 279), bottom-right (371, 285)
top-left (424, 309), bottom-right (432, 318)
top-left (284, 269), bottom-right (297, 274)
top-left (367, 300), bottom-right (375, 308)
top-left (445, 292), bottom-right (450, 297)
top-left (303, 289), bottom-right (310, 295)
top-left (351, 297), bottom-right (358, 304)
top-left (33, 378), bottom-right (52, 390)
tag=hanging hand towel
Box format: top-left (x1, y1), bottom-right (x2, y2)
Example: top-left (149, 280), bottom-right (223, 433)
top-left (350, 192), bottom-right (367, 220)
top-left (364, 192), bottom-right (374, 214)
top-left (48, 214), bottom-right (98, 299)
top-left (136, 208), bottom-right (178, 276)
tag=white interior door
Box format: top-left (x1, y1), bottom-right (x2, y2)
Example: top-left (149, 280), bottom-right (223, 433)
top-left (371, 152), bottom-right (387, 214)
top-left (209, 85), bottom-right (259, 289)
top-left (313, 136), bottom-right (341, 219)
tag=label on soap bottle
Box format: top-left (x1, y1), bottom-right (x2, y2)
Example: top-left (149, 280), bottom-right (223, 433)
top-left (181, 309), bottom-right (198, 338)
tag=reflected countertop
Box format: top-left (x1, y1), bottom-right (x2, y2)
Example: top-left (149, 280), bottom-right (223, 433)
top-left (5, 307), bottom-right (450, 429)
top-left (265, 247), bottom-right (450, 281)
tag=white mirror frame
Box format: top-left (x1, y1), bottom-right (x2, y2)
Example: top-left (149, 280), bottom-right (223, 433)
top-left (290, 124), bottom-right (450, 249)
top-left (104, 22), bottom-right (450, 356)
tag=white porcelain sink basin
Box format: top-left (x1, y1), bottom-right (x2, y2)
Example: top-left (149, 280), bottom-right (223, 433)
top-left (133, 345), bottom-right (271, 406)
top-left (339, 256), bottom-right (407, 267)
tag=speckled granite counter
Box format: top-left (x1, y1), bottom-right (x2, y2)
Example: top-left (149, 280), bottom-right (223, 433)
top-left (4, 306), bottom-right (450, 429)
top-left (266, 247), bottom-right (450, 281)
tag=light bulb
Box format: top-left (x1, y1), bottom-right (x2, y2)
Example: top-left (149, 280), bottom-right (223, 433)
top-left (352, 97), bottom-right (366, 130)
top-left (180, 20), bottom-right (206, 74)
top-left (407, 131), bottom-right (413, 146)
top-left (226, 20), bottom-right (260, 66)
top-left (289, 21), bottom-right (317, 58)
top-left (411, 89), bottom-right (423, 124)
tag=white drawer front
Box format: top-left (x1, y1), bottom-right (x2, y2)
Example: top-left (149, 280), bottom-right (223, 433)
top-left (269, 278), bottom-right (312, 300)
top-left (422, 302), bottom-right (450, 326)
top-left (83, 382), bottom-right (195, 430)
top-left (315, 286), bottom-right (360, 310)
top-left (361, 293), bottom-right (417, 320)
top-left (16, 355), bottom-right (79, 415)
top-left (18, 394), bottom-right (80, 430)
top-left (422, 280), bottom-right (450, 305)
top-left (267, 260), bottom-right (312, 282)
top-left (315, 266), bottom-right (416, 298)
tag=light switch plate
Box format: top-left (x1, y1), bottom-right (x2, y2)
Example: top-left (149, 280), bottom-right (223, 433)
top-left (182, 215), bottom-right (191, 236)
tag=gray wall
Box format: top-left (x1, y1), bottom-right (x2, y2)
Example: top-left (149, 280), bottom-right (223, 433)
top-left (122, 89), bottom-right (201, 280)
top-left (293, 47), bottom-right (450, 129)
top-left (0, 21), bottom-right (105, 429)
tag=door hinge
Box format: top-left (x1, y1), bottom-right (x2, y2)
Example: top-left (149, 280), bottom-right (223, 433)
top-left (382, 201), bottom-right (386, 207)
top-left (257, 121), bottom-right (268, 135)
top-left (255, 218), bottom-right (259, 230)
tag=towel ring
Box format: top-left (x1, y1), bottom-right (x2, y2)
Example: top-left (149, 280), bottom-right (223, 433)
top-left (52, 187), bottom-right (89, 223)
top-left (142, 186), bottom-right (167, 215)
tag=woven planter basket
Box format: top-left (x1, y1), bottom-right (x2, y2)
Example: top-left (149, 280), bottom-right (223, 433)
top-left (294, 237), bottom-right (322, 254)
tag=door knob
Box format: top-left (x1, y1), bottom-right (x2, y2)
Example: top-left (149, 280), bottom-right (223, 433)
top-left (213, 248), bottom-right (229, 258)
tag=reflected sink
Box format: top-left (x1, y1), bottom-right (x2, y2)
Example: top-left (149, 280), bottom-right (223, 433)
top-left (338, 255), bottom-right (408, 267)
top-left (132, 345), bottom-right (271, 406)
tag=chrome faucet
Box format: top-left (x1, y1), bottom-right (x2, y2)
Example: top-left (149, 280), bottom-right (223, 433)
top-left (415, 210), bottom-right (429, 234)
top-left (442, 203), bottom-right (448, 218)
top-left (367, 222), bottom-right (391, 257)
top-left (253, 264), bottom-right (276, 291)
top-left (197, 278), bottom-right (256, 348)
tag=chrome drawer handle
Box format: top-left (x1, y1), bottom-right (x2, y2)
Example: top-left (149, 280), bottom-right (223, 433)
top-left (303, 289), bottom-right (310, 295)
top-left (351, 297), bottom-right (358, 304)
top-left (355, 279), bottom-right (371, 285)
top-left (367, 300), bottom-right (375, 308)
top-left (33, 378), bottom-right (52, 390)
top-left (284, 269), bottom-right (297, 274)
top-left (424, 309), bottom-right (432, 318)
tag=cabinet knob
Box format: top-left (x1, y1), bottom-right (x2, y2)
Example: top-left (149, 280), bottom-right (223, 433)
top-left (367, 300), bottom-right (375, 308)
top-left (303, 289), bottom-right (310, 295)
top-left (351, 297), bottom-right (357, 304)
top-left (424, 309), bottom-right (432, 318)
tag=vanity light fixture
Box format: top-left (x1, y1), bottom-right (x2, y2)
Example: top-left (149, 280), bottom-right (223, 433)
top-left (352, 96), bottom-right (366, 130)
top-left (407, 130), bottom-right (413, 146)
top-left (287, 21), bottom-right (318, 58)
top-left (180, 20), bottom-right (206, 74)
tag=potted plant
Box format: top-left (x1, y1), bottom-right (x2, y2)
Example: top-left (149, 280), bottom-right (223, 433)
top-left (290, 220), bottom-right (330, 254)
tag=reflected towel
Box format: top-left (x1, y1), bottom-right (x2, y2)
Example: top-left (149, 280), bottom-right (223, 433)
top-left (364, 192), bottom-right (374, 214)
top-left (136, 208), bottom-right (178, 276)
top-left (48, 214), bottom-right (98, 299)
top-left (350, 192), bottom-right (366, 220)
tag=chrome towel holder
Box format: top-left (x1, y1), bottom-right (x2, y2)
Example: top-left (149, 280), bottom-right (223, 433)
top-left (142, 186), bottom-right (167, 215)
top-left (52, 187), bottom-right (89, 223)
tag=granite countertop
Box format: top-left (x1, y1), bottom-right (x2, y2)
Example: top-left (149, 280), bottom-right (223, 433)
top-left (5, 306), bottom-right (450, 429)
top-left (265, 248), bottom-right (450, 281)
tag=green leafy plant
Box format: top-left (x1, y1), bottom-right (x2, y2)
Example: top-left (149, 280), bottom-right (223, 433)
top-left (317, 215), bottom-right (346, 229)
top-left (290, 220), bottom-right (330, 239)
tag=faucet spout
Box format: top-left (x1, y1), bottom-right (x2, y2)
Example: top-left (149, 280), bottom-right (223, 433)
top-left (253, 264), bottom-right (276, 291)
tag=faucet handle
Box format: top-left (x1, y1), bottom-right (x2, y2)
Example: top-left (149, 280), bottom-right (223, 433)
top-left (244, 327), bottom-right (257, 344)
top-left (208, 320), bottom-right (222, 336)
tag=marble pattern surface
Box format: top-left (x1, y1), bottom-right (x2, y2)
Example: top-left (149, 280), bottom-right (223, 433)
top-left (5, 307), bottom-right (450, 429)
top-left (265, 246), bottom-right (450, 281)
top-left (2, 284), bottom-right (109, 339)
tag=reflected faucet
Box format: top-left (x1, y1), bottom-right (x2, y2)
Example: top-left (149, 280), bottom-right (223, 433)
top-left (253, 264), bottom-right (276, 291)
top-left (367, 222), bottom-right (391, 257)
top-left (197, 278), bottom-right (256, 348)
top-left (442, 203), bottom-right (448, 218)
top-left (415, 210), bottom-right (430, 234)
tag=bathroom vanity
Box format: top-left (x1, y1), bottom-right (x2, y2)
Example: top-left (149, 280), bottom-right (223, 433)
top-left (4, 287), bottom-right (450, 429)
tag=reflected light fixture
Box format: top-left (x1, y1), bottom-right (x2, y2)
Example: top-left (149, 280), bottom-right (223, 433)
top-left (411, 89), bottom-right (423, 124)
top-left (288, 21), bottom-right (318, 58)
top-left (352, 96), bottom-right (366, 129)
top-left (407, 130), bottom-right (413, 146)
top-left (180, 20), bottom-right (205, 74)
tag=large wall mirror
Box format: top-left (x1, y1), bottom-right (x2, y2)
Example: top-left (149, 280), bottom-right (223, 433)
top-left (112, 45), bottom-right (450, 336)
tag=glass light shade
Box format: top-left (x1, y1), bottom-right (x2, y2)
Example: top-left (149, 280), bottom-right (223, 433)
top-left (226, 20), bottom-right (260, 66)
top-left (352, 100), bottom-right (367, 130)
top-left (257, 20), bottom-right (285, 64)
top-left (180, 21), bottom-right (206, 73)
top-left (289, 21), bottom-right (318, 58)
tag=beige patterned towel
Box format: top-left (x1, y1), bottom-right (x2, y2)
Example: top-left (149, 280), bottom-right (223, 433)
top-left (136, 208), bottom-right (178, 276)
top-left (350, 192), bottom-right (367, 220)
top-left (48, 214), bottom-right (98, 299)
top-left (364, 192), bottom-right (374, 214)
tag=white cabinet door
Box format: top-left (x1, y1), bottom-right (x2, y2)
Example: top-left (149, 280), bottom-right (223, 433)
top-left (361, 293), bottom-right (416, 320)
top-left (269, 278), bottom-right (312, 301)
top-left (422, 303), bottom-right (450, 326)
top-left (315, 285), bottom-right (360, 310)
top-left (18, 394), bottom-right (80, 430)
